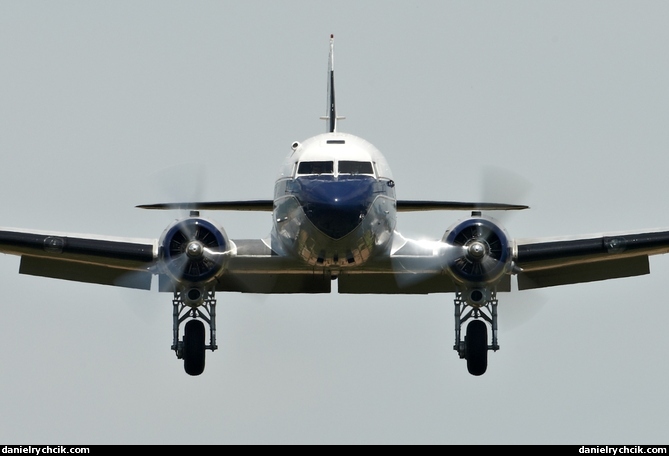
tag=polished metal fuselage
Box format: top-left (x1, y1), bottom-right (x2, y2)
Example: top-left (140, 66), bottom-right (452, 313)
top-left (272, 178), bottom-right (396, 269)
top-left (270, 132), bottom-right (397, 273)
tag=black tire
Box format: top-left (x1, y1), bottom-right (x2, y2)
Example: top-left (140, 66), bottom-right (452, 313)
top-left (183, 319), bottom-right (206, 376)
top-left (465, 320), bottom-right (488, 376)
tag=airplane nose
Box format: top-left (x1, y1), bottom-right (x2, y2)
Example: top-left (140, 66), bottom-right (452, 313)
top-left (297, 177), bottom-right (376, 239)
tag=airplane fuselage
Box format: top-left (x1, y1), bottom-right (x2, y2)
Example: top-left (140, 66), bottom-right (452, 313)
top-left (272, 132), bottom-right (397, 270)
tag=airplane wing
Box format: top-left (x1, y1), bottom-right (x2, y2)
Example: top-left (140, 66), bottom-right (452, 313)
top-left (338, 234), bottom-right (465, 294)
top-left (5, 224), bottom-right (669, 294)
top-left (0, 228), bottom-right (158, 289)
top-left (160, 239), bottom-right (333, 294)
top-left (0, 228), bottom-right (332, 293)
top-left (339, 228), bottom-right (669, 294)
top-left (514, 229), bottom-right (669, 289)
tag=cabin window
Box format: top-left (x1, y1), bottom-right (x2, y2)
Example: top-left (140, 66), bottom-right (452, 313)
top-left (297, 161), bottom-right (334, 175)
top-left (338, 161), bottom-right (374, 175)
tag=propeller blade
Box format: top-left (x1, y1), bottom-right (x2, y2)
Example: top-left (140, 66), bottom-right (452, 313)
top-left (478, 166), bottom-right (533, 225)
top-left (389, 234), bottom-right (464, 289)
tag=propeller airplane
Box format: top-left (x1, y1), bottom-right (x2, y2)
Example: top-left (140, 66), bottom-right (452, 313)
top-left (2, 35), bottom-right (668, 376)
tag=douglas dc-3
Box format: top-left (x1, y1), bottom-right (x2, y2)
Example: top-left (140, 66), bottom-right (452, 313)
top-left (2, 36), bottom-right (669, 376)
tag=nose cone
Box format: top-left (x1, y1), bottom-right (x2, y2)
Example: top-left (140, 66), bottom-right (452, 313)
top-left (297, 176), bottom-right (376, 239)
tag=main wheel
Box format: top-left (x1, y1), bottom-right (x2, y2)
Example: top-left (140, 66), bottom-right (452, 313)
top-left (465, 320), bottom-right (488, 376)
top-left (183, 319), bottom-right (206, 376)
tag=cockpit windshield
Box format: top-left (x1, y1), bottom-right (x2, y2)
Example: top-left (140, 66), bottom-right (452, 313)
top-left (338, 161), bottom-right (374, 175)
top-left (296, 160), bottom-right (375, 177)
top-left (297, 161), bottom-right (334, 175)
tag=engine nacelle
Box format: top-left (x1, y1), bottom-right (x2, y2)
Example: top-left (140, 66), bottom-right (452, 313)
top-left (442, 215), bottom-right (511, 287)
top-left (159, 216), bottom-right (231, 285)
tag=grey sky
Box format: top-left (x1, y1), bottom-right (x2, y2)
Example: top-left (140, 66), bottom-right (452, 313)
top-left (1, 1), bottom-right (668, 444)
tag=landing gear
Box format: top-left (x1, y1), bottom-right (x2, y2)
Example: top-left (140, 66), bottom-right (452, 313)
top-left (183, 319), bottom-right (206, 376)
top-left (172, 288), bottom-right (218, 376)
top-left (465, 320), bottom-right (487, 376)
top-left (454, 289), bottom-right (498, 376)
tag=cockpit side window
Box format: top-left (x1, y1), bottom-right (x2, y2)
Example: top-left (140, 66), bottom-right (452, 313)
top-left (338, 161), bottom-right (374, 175)
top-left (297, 161), bottom-right (334, 175)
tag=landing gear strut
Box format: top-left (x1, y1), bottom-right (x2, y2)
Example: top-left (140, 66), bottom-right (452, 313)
top-left (453, 289), bottom-right (499, 376)
top-left (172, 288), bottom-right (218, 376)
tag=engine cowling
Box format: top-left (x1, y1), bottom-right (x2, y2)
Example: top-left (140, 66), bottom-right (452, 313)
top-left (159, 217), bottom-right (230, 285)
top-left (443, 216), bottom-right (511, 286)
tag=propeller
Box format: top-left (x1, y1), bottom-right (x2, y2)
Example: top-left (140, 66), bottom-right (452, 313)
top-left (141, 163), bottom-right (209, 226)
top-left (138, 164), bottom-right (275, 301)
top-left (390, 165), bottom-right (544, 327)
top-left (480, 165), bottom-right (533, 225)
top-left (444, 216), bottom-right (510, 285)
top-left (160, 217), bottom-right (230, 284)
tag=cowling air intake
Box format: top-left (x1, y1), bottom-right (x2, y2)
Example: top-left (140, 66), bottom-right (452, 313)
top-left (444, 216), bottom-right (511, 286)
top-left (160, 217), bottom-right (230, 284)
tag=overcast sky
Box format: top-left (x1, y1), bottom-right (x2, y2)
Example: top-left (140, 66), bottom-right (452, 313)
top-left (1, 1), bottom-right (669, 444)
